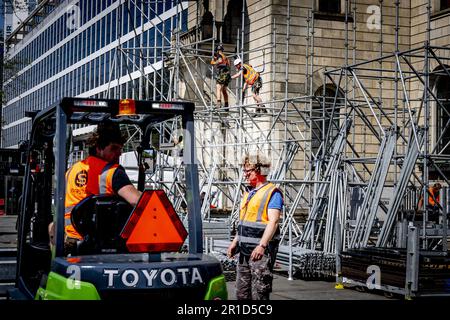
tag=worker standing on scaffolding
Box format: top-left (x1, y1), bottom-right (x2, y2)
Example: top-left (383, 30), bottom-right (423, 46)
top-left (232, 58), bottom-right (267, 114)
top-left (210, 44), bottom-right (231, 110)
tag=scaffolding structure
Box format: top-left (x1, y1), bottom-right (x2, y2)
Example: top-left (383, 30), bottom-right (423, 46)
top-left (94, 0), bottom-right (450, 297)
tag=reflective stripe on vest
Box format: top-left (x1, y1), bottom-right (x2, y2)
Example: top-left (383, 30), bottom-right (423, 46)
top-left (99, 162), bottom-right (117, 194)
top-left (238, 183), bottom-right (278, 245)
top-left (242, 64), bottom-right (259, 86)
top-left (238, 236), bottom-right (260, 245)
top-left (64, 157), bottom-right (119, 239)
top-left (65, 205), bottom-right (74, 214)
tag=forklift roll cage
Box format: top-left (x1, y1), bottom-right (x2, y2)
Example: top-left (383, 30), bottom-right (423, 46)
top-left (16, 98), bottom-right (205, 297)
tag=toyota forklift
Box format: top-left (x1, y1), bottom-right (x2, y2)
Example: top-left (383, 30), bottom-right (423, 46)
top-left (8, 97), bottom-right (227, 300)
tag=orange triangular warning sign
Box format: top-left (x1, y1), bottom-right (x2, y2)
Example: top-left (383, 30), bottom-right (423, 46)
top-left (120, 190), bottom-right (188, 252)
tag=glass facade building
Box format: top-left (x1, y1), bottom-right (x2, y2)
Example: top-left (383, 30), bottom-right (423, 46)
top-left (2, 0), bottom-right (188, 147)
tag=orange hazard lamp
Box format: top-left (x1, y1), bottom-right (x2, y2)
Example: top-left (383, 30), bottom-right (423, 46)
top-left (118, 99), bottom-right (136, 116)
top-left (120, 190), bottom-right (188, 252)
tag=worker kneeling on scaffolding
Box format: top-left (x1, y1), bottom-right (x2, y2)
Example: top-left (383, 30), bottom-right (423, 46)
top-left (227, 151), bottom-right (283, 300)
top-left (417, 182), bottom-right (443, 224)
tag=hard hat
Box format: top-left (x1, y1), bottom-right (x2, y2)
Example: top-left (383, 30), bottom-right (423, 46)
top-left (234, 58), bottom-right (242, 66)
top-left (215, 44), bottom-right (224, 52)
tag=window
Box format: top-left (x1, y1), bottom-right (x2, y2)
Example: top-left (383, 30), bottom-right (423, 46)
top-left (311, 85), bottom-right (342, 157)
top-left (318, 0), bottom-right (341, 13)
top-left (111, 10), bottom-right (117, 42)
top-left (123, 4), bottom-right (129, 34)
top-left (101, 18), bottom-right (106, 48)
top-left (441, 0), bottom-right (450, 11)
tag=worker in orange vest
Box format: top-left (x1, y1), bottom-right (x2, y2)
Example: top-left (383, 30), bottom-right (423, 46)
top-left (417, 182), bottom-right (442, 223)
top-left (232, 58), bottom-right (267, 115)
top-left (210, 44), bottom-right (231, 109)
top-left (54, 124), bottom-right (141, 255)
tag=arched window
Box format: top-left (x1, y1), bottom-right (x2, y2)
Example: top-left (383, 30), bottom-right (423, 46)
top-left (311, 85), bottom-right (343, 157)
top-left (222, 0), bottom-right (249, 44)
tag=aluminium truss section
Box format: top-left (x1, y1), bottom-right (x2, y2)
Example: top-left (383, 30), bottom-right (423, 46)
top-left (323, 169), bottom-right (348, 253)
top-left (349, 127), bottom-right (398, 249)
top-left (298, 117), bottom-right (352, 250)
top-left (377, 129), bottom-right (425, 247)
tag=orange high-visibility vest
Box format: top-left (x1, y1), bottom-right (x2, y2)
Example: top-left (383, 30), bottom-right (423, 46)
top-left (428, 187), bottom-right (440, 206)
top-left (64, 156), bottom-right (119, 239)
top-left (211, 52), bottom-right (230, 68)
top-left (242, 64), bottom-right (259, 86)
top-left (238, 183), bottom-right (279, 252)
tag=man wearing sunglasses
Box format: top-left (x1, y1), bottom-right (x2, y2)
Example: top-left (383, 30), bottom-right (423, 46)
top-left (227, 152), bottom-right (283, 300)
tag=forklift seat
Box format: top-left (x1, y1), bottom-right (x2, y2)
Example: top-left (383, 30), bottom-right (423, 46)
top-left (70, 195), bottom-right (133, 254)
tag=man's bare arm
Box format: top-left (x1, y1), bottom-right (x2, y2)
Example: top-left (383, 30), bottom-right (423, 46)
top-left (118, 184), bottom-right (142, 207)
top-left (231, 70), bottom-right (242, 79)
top-left (250, 208), bottom-right (281, 261)
top-left (259, 208), bottom-right (281, 247)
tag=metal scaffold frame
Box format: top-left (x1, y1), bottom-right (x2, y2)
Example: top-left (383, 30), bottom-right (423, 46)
top-left (103, 0), bottom-right (450, 296)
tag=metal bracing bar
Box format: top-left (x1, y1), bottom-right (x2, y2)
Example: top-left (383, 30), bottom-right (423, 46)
top-left (324, 72), bottom-right (382, 143)
top-left (323, 69), bottom-right (344, 153)
top-left (279, 173), bottom-right (311, 242)
top-left (179, 50), bottom-right (209, 107)
top-left (442, 188), bottom-right (448, 252)
top-left (325, 45), bottom-right (426, 74)
top-left (438, 138), bottom-right (450, 155)
top-left (400, 54), bottom-right (450, 120)
top-left (117, 45), bottom-right (166, 98)
top-left (377, 130), bottom-right (424, 247)
top-left (360, 130), bottom-right (397, 245)
top-left (299, 118), bottom-right (352, 248)
top-left (182, 51), bottom-right (238, 103)
top-left (347, 66), bottom-right (418, 74)
top-left (106, 47), bottom-right (119, 98)
top-left (405, 225), bottom-right (419, 299)
top-left (350, 70), bottom-right (385, 134)
top-left (349, 128), bottom-right (397, 248)
top-left (430, 161), bottom-right (450, 187)
top-left (201, 158), bottom-right (218, 220)
top-left (270, 141), bottom-right (299, 181)
top-left (324, 170), bottom-right (339, 252)
top-left (229, 169), bottom-right (245, 228)
top-left (395, 54), bottom-right (421, 151)
top-left (265, 101), bottom-right (307, 141)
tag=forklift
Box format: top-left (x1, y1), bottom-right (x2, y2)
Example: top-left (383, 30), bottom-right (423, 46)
top-left (8, 97), bottom-right (227, 300)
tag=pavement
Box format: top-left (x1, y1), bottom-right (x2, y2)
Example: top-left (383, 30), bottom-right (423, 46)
top-left (226, 274), bottom-right (392, 300)
top-left (0, 215), bottom-right (394, 300)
